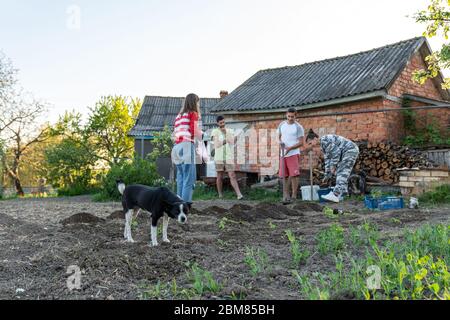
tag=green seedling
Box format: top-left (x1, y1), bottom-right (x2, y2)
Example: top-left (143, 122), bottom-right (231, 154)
top-left (244, 246), bottom-right (269, 276)
top-left (285, 230), bottom-right (310, 266)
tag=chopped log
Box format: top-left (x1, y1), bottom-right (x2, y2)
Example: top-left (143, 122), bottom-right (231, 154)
top-left (313, 140), bottom-right (436, 185)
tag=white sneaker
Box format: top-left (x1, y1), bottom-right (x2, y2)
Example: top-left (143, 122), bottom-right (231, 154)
top-left (321, 191), bottom-right (340, 203)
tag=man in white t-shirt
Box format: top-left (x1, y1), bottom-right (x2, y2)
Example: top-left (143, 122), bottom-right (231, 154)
top-left (278, 108), bottom-right (305, 202)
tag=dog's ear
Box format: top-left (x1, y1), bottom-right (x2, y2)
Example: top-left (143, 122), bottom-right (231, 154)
top-left (186, 202), bottom-right (192, 210)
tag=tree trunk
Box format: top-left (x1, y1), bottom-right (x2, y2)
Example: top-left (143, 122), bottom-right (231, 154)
top-left (14, 177), bottom-right (24, 197)
top-left (5, 158), bottom-right (24, 197)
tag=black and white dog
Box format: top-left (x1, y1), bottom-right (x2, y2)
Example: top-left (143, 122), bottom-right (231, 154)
top-left (117, 180), bottom-right (191, 246)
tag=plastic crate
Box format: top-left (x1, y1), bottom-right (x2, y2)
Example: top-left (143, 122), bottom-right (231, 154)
top-left (364, 196), bottom-right (404, 210)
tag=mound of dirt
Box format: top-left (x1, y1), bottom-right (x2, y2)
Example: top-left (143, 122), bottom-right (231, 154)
top-left (229, 204), bottom-right (253, 214)
top-left (292, 202), bottom-right (323, 212)
top-left (202, 206), bottom-right (228, 215)
top-left (61, 212), bottom-right (105, 225)
top-left (107, 210), bottom-right (125, 220)
top-left (224, 203), bottom-right (299, 222)
top-left (255, 203), bottom-right (300, 217)
top-left (189, 207), bottom-right (202, 215)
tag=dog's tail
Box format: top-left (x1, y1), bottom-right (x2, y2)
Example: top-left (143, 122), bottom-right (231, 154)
top-left (116, 179), bottom-right (126, 195)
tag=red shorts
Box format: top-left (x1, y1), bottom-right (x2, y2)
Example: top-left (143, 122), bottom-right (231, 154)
top-left (279, 154), bottom-right (300, 178)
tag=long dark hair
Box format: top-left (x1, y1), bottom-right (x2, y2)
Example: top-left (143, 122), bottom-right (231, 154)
top-left (180, 93), bottom-right (199, 114)
top-left (306, 129), bottom-right (319, 142)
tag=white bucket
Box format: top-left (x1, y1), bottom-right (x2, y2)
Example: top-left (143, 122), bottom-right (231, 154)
top-left (205, 161), bottom-right (217, 178)
top-left (301, 185), bottom-right (320, 201)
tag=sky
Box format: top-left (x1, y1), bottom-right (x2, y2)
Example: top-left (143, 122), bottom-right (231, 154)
top-left (0, 0), bottom-right (447, 123)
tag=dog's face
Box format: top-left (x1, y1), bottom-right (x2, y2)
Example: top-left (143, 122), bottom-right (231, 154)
top-left (167, 202), bottom-right (191, 224)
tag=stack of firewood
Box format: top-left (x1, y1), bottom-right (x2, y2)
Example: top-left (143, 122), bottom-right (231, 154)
top-left (313, 141), bottom-right (435, 185)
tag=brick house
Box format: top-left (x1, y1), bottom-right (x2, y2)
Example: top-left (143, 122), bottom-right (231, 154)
top-left (129, 95), bottom-right (221, 179)
top-left (210, 37), bottom-right (450, 177)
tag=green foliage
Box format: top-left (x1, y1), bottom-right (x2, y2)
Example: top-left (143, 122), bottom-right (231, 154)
top-left (44, 138), bottom-right (99, 195)
top-left (322, 206), bottom-right (351, 219)
top-left (193, 183), bottom-right (281, 202)
top-left (268, 220), bottom-right (277, 229)
top-left (403, 121), bottom-right (450, 146)
top-left (218, 217), bottom-right (228, 230)
top-left (316, 223), bottom-right (345, 255)
top-left (413, 0), bottom-right (450, 89)
top-left (292, 271), bottom-right (330, 300)
top-left (45, 98), bottom-right (142, 196)
top-left (139, 279), bottom-right (195, 300)
top-left (57, 184), bottom-right (99, 197)
top-left (294, 223), bottom-right (450, 300)
top-left (243, 246), bottom-right (269, 276)
top-left (348, 222), bottom-right (380, 247)
top-left (419, 184), bottom-right (450, 204)
top-left (98, 157), bottom-right (164, 200)
top-left (367, 244), bottom-right (449, 300)
top-left (187, 263), bottom-right (223, 296)
top-left (285, 230), bottom-right (310, 267)
top-left (402, 97), bottom-right (449, 146)
top-left (402, 224), bottom-right (449, 263)
top-left (148, 125), bottom-right (173, 161)
top-left (86, 96), bottom-right (141, 165)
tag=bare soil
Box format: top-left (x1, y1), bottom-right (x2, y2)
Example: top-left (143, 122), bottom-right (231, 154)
top-left (0, 196), bottom-right (449, 300)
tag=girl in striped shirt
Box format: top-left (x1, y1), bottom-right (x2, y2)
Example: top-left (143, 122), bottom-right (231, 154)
top-left (171, 93), bottom-right (203, 203)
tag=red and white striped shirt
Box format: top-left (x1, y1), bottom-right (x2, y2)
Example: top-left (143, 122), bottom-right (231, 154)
top-left (174, 112), bottom-right (201, 144)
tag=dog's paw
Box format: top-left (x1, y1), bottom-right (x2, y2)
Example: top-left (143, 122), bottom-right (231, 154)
top-left (163, 238), bottom-right (171, 243)
top-left (149, 242), bottom-right (159, 247)
top-left (127, 238), bottom-right (135, 243)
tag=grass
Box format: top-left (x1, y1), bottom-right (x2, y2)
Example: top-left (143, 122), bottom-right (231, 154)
top-left (419, 184), bottom-right (450, 205)
top-left (0, 192), bottom-right (59, 201)
top-left (140, 278), bottom-right (196, 300)
top-left (91, 192), bottom-right (117, 202)
top-left (243, 246), bottom-right (269, 276)
top-left (348, 221), bottom-right (380, 248)
top-left (294, 223), bottom-right (450, 300)
top-left (218, 217), bottom-right (240, 230)
top-left (193, 183), bottom-right (282, 202)
top-left (401, 224), bottom-right (449, 264)
top-left (140, 263), bottom-right (224, 299)
top-left (316, 223), bottom-right (346, 256)
top-left (285, 230), bottom-right (310, 267)
top-left (187, 263), bottom-right (223, 296)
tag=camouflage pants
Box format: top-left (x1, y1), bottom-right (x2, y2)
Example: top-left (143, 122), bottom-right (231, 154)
top-left (333, 148), bottom-right (359, 196)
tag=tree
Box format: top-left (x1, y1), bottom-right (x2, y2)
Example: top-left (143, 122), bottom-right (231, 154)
top-left (0, 51), bottom-right (17, 101)
top-left (0, 52), bottom-right (21, 135)
top-left (44, 138), bottom-right (97, 192)
top-left (86, 96), bottom-right (141, 166)
top-left (148, 124), bottom-right (174, 161)
top-left (413, 0), bottom-right (450, 88)
top-left (1, 98), bottom-right (49, 196)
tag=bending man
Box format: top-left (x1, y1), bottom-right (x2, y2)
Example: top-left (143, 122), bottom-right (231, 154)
top-left (304, 129), bottom-right (359, 203)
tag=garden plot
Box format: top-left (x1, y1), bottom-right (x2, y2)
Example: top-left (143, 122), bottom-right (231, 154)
top-left (0, 196), bottom-right (449, 300)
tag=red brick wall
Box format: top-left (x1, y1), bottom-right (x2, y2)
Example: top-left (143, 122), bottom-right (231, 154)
top-left (388, 51), bottom-right (449, 137)
top-left (224, 51), bottom-right (449, 176)
top-left (229, 99), bottom-right (393, 175)
top-left (388, 52), bottom-right (443, 100)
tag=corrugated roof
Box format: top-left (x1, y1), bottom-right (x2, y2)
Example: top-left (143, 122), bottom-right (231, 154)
top-left (211, 37), bottom-right (429, 113)
top-left (129, 96), bottom-right (221, 137)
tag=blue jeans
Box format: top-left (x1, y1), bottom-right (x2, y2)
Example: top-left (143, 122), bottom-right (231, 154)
top-left (172, 142), bottom-right (196, 203)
